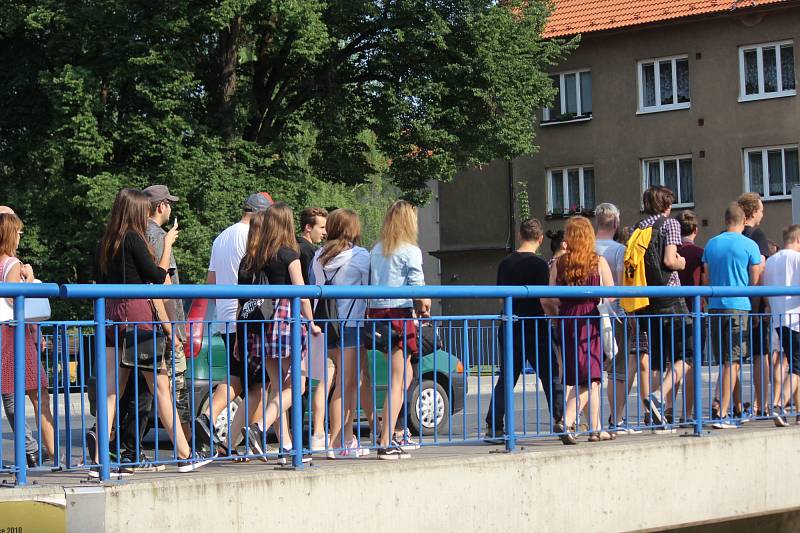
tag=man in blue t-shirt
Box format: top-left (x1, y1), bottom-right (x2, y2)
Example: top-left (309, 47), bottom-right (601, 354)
top-left (702, 202), bottom-right (762, 428)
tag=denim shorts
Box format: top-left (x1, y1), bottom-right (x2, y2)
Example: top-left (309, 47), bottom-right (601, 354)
top-left (329, 326), bottom-right (363, 349)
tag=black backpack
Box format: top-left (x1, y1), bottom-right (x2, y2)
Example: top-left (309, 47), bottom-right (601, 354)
top-left (236, 267), bottom-right (275, 366)
top-left (643, 216), bottom-right (672, 287)
top-left (313, 266), bottom-right (356, 348)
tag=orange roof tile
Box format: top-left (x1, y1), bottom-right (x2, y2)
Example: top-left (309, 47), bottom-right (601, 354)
top-left (543, 0), bottom-right (795, 38)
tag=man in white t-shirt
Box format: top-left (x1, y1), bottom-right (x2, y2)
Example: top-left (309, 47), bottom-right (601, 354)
top-left (195, 192), bottom-right (273, 449)
top-left (594, 203), bottom-right (638, 434)
top-left (764, 225), bottom-right (800, 426)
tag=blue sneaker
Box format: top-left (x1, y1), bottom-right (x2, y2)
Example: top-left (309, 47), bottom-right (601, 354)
top-left (711, 418), bottom-right (740, 430)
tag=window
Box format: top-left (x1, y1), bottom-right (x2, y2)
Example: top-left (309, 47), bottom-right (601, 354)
top-left (744, 145), bottom-right (800, 200)
top-left (739, 41), bottom-right (796, 101)
top-left (543, 70), bottom-right (592, 123)
top-left (642, 155), bottom-right (694, 207)
top-left (637, 55), bottom-right (690, 113)
top-left (547, 165), bottom-right (595, 214)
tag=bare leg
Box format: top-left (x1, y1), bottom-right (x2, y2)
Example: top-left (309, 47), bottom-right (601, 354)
top-left (28, 389), bottom-right (56, 458)
top-left (312, 358), bottom-right (335, 441)
top-left (379, 348), bottom-right (410, 448)
top-left (208, 377), bottom-right (243, 420)
top-left (359, 351), bottom-right (375, 439)
top-left (637, 353), bottom-right (651, 401)
top-left (142, 372), bottom-right (191, 458)
top-left (719, 362), bottom-right (740, 419)
top-left (563, 385), bottom-right (590, 431)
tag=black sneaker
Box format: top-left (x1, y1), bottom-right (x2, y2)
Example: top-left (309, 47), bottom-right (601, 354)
top-left (377, 445), bottom-right (410, 460)
top-left (120, 452), bottom-right (166, 473)
top-left (177, 450), bottom-right (216, 473)
top-left (242, 424), bottom-right (265, 455)
top-left (646, 394), bottom-right (665, 425)
top-left (483, 425), bottom-right (506, 445)
top-left (86, 430), bottom-right (98, 463)
top-left (26, 452), bottom-right (38, 468)
top-left (194, 414), bottom-right (214, 452)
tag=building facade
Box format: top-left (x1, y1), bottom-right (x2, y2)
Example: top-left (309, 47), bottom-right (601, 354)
top-left (429, 0), bottom-right (800, 315)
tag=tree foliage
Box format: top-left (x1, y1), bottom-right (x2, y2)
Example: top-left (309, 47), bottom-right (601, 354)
top-left (0, 0), bottom-right (573, 315)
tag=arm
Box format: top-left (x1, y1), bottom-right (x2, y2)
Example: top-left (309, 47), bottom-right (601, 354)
top-left (541, 261), bottom-right (560, 316)
top-left (288, 259), bottom-right (321, 335)
top-left (406, 246), bottom-right (431, 317)
top-left (663, 244), bottom-right (686, 271)
top-left (128, 234), bottom-right (168, 284)
top-left (598, 257), bottom-right (616, 301)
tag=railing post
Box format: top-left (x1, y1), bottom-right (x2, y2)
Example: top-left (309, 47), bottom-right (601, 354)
top-left (290, 296), bottom-right (304, 469)
top-left (692, 294), bottom-right (703, 436)
top-left (94, 298), bottom-right (110, 480)
top-left (13, 296), bottom-right (27, 485)
top-left (503, 296), bottom-right (516, 451)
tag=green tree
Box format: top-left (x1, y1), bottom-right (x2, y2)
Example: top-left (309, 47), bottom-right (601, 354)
top-left (0, 0), bottom-right (573, 317)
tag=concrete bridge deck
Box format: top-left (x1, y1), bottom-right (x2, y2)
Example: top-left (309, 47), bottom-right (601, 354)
top-left (2, 421), bottom-right (800, 532)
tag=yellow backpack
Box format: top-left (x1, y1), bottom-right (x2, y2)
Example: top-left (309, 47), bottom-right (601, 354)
top-left (621, 226), bottom-right (653, 312)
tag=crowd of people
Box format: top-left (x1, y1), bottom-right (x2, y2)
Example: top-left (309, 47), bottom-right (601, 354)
top-left (487, 186), bottom-right (800, 445)
top-left (2, 183), bottom-right (800, 474)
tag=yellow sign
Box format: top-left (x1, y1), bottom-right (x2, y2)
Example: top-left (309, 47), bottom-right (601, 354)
top-left (0, 500), bottom-right (66, 533)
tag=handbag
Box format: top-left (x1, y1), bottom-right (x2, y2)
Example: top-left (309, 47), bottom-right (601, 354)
top-left (597, 300), bottom-right (619, 359)
top-left (597, 265), bottom-right (619, 359)
top-left (118, 239), bottom-right (167, 369)
top-left (0, 257), bottom-right (52, 322)
top-left (120, 303), bottom-right (166, 369)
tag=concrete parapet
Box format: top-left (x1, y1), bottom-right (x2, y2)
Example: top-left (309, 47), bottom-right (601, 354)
top-left (2, 425), bottom-right (800, 532)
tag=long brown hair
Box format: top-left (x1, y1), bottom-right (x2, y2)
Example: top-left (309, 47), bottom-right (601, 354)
top-left (249, 202), bottom-right (298, 273)
top-left (319, 209), bottom-right (362, 266)
top-left (556, 216), bottom-right (599, 286)
top-left (0, 213), bottom-right (22, 257)
top-left (98, 188), bottom-right (152, 276)
top-left (239, 210), bottom-right (267, 277)
top-left (380, 200), bottom-right (417, 256)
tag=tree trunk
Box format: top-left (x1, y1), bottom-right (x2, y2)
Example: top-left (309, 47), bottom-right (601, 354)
top-left (217, 16), bottom-right (241, 141)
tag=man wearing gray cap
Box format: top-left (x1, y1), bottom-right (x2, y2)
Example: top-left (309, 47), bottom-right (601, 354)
top-left (194, 192), bottom-right (273, 449)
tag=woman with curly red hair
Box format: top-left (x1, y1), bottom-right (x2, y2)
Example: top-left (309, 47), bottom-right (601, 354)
top-left (543, 216), bottom-right (615, 444)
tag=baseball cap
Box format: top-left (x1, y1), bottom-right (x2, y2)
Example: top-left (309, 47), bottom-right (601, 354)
top-left (243, 192), bottom-right (274, 213)
top-left (143, 185), bottom-right (179, 203)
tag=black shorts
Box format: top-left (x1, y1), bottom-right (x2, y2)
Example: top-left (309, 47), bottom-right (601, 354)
top-left (630, 299), bottom-right (692, 369)
top-left (220, 332), bottom-right (245, 383)
top-left (778, 327), bottom-right (800, 376)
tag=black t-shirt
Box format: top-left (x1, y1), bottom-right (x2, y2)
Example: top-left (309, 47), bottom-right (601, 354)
top-left (92, 231), bottom-right (167, 285)
top-left (296, 237), bottom-right (316, 284)
top-left (496, 251), bottom-right (549, 317)
top-left (743, 225), bottom-right (771, 259)
top-left (238, 246), bottom-right (300, 286)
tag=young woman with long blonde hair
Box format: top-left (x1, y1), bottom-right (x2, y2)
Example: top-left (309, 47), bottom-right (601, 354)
top-left (368, 200), bottom-right (431, 460)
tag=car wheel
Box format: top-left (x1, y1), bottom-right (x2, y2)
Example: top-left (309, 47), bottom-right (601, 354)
top-left (197, 392), bottom-right (242, 446)
top-left (410, 379), bottom-right (449, 436)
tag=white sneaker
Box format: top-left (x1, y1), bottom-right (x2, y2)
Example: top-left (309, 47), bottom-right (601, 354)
top-left (348, 436), bottom-right (370, 457)
top-left (310, 434), bottom-right (328, 452)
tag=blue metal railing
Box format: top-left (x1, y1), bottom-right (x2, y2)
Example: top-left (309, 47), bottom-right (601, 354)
top-left (1, 282), bottom-right (800, 484)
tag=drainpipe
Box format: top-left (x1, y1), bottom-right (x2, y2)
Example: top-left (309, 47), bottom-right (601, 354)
top-left (507, 159), bottom-right (516, 252)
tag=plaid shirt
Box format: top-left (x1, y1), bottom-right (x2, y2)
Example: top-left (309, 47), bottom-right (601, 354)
top-left (636, 215), bottom-right (682, 287)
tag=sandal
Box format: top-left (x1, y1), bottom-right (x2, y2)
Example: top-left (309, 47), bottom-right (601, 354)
top-left (588, 431), bottom-right (616, 442)
top-left (555, 422), bottom-right (577, 445)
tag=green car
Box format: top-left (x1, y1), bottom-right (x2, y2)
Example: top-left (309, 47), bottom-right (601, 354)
top-left (184, 299), bottom-right (467, 440)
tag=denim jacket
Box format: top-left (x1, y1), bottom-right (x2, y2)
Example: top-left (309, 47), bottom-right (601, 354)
top-left (368, 242), bottom-right (425, 309)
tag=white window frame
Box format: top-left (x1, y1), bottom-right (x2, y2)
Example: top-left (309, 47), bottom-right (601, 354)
top-left (738, 40), bottom-right (796, 102)
top-left (637, 54), bottom-right (691, 114)
top-left (542, 69), bottom-right (592, 124)
top-left (546, 165), bottom-right (595, 213)
top-left (743, 144), bottom-right (800, 201)
top-left (641, 155), bottom-right (694, 208)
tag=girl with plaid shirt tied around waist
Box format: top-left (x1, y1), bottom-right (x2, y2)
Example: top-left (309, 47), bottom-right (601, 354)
top-left (231, 203), bottom-right (321, 458)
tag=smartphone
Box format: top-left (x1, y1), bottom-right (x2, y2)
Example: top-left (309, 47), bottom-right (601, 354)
top-left (173, 216), bottom-right (178, 226)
